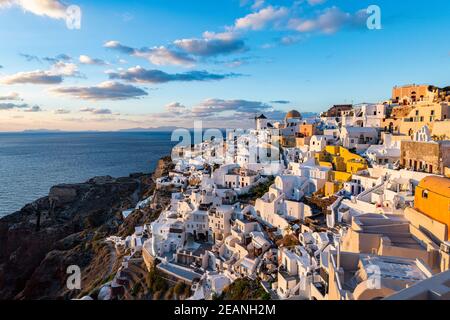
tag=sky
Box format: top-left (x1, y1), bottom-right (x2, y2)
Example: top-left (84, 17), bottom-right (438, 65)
top-left (0, 0), bottom-right (449, 131)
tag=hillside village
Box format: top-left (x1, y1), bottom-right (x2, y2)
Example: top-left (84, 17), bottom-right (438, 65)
top-left (92, 84), bottom-right (450, 301)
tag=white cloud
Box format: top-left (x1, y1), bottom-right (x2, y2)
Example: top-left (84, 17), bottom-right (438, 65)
top-left (104, 41), bottom-right (195, 67)
top-left (0, 102), bottom-right (29, 110)
top-left (0, 61), bottom-right (80, 85)
top-left (135, 46), bottom-right (195, 67)
top-left (0, 103), bottom-right (43, 112)
top-left (80, 107), bottom-right (112, 114)
top-left (79, 55), bottom-right (107, 66)
top-left (190, 98), bottom-right (271, 117)
top-left (108, 65), bottom-right (240, 84)
top-left (50, 81), bottom-right (148, 100)
top-left (0, 92), bottom-right (21, 100)
top-left (0, 70), bottom-right (63, 84)
top-left (103, 41), bottom-right (134, 54)
top-left (288, 6), bottom-right (364, 34)
top-left (146, 99), bottom-right (277, 128)
top-left (50, 61), bottom-right (80, 76)
top-left (0, 0), bottom-right (67, 19)
top-left (251, 0), bottom-right (265, 10)
top-left (164, 102), bottom-right (187, 116)
top-left (174, 31), bottom-right (246, 57)
top-left (234, 5), bottom-right (288, 31)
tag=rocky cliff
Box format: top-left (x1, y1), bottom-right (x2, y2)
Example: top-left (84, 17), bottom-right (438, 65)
top-left (0, 157), bottom-right (172, 300)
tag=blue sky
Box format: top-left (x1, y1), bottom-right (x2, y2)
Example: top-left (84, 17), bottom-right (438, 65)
top-left (0, 0), bottom-right (449, 131)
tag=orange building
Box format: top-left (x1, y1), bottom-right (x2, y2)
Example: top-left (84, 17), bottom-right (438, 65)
top-left (392, 84), bottom-right (431, 103)
top-left (295, 124), bottom-right (317, 147)
top-left (298, 124), bottom-right (316, 137)
top-left (414, 176), bottom-right (450, 238)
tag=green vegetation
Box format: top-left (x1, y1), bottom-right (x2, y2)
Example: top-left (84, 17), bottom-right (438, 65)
top-left (239, 176), bottom-right (275, 202)
top-left (146, 265), bottom-right (168, 294)
top-left (217, 278), bottom-right (270, 300)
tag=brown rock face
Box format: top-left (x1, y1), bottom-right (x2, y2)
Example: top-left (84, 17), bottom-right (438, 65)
top-left (0, 156), bottom-right (174, 300)
top-left (0, 173), bottom-right (153, 300)
top-left (49, 186), bottom-right (78, 206)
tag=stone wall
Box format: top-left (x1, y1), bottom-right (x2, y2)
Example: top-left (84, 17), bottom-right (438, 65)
top-left (400, 141), bottom-right (442, 174)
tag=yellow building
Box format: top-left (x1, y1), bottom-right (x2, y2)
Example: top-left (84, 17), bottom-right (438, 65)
top-left (414, 176), bottom-right (450, 238)
top-left (399, 101), bottom-right (450, 136)
top-left (315, 146), bottom-right (367, 196)
top-left (315, 146), bottom-right (367, 174)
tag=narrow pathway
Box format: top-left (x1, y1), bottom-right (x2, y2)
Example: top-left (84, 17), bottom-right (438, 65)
top-left (104, 241), bottom-right (118, 275)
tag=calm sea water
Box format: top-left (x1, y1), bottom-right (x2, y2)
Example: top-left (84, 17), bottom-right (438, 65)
top-left (0, 132), bottom-right (176, 217)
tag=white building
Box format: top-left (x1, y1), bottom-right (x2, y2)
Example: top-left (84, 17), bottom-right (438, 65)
top-left (208, 204), bottom-right (234, 242)
top-left (340, 126), bottom-right (379, 151)
top-left (277, 246), bottom-right (317, 299)
top-left (341, 103), bottom-right (387, 128)
top-left (365, 133), bottom-right (402, 167)
top-left (310, 135), bottom-right (336, 152)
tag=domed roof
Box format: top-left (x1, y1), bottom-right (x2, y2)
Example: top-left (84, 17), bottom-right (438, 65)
top-left (285, 110), bottom-right (302, 120)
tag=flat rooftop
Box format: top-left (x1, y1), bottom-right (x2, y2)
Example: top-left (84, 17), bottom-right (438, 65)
top-left (359, 255), bottom-right (428, 282)
top-left (157, 263), bottom-right (202, 283)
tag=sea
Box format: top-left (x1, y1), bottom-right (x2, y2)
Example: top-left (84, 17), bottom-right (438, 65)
top-left (0, 132), bottom-right (177, 217)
